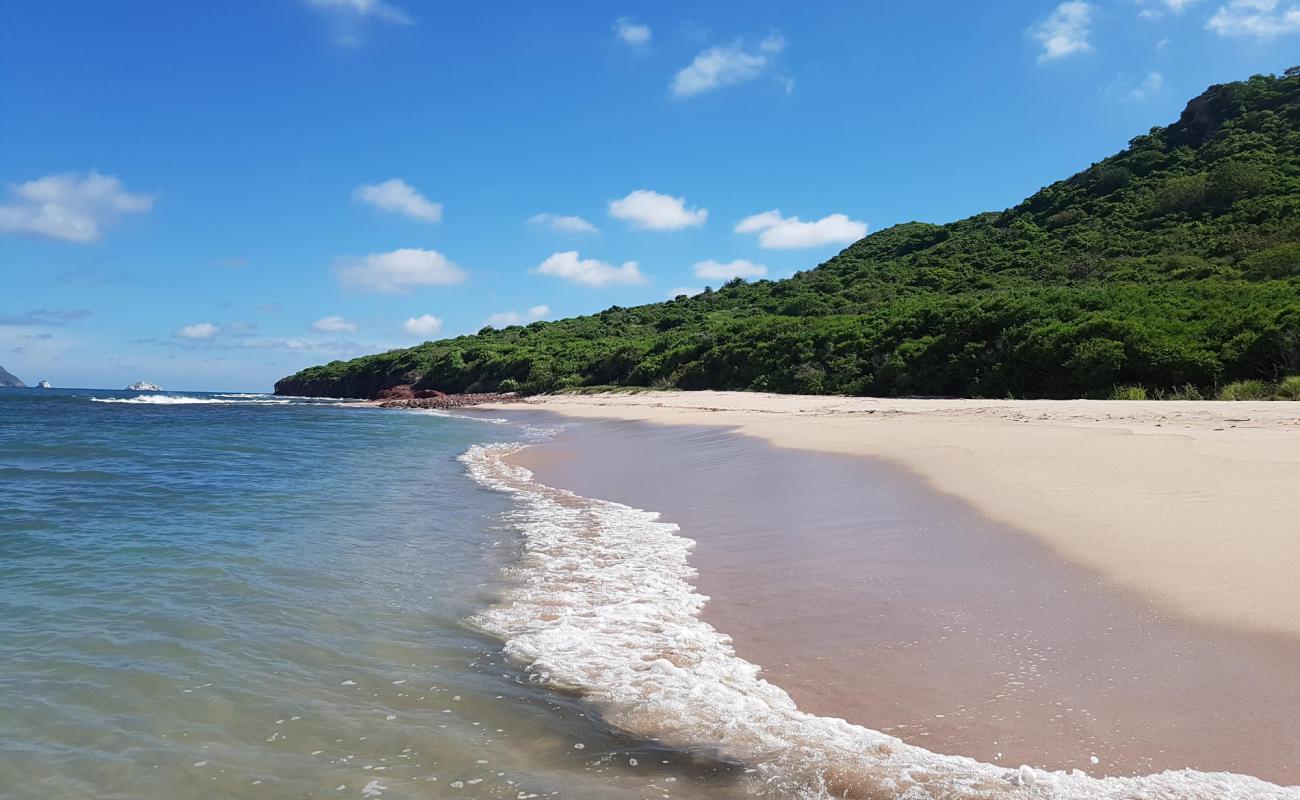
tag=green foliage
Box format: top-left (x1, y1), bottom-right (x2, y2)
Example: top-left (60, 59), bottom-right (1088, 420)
top-left (1276, 375), bottom-right (1300, 399)
top-left (1217, 380), bottom-right (1271, 400)
top-left (1109, 385), bottom-right (1148, 400)
top-left (277, 70), bottom-right (1300, 401)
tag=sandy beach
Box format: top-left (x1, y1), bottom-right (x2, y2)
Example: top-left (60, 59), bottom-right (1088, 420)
top-left (491, 391), bottom-right (1300, 642)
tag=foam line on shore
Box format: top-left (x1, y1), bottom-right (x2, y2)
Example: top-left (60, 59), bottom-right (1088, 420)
top-left (462, 440), bottom-right (1299, 800)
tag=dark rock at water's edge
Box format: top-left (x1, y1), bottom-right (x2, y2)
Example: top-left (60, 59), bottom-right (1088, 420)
top-left (378, 393), bottom-right (524, 410)
top-left (0, 365), bottom-right (26, 388)
top-left (374, 384), bottom-right (448, 401)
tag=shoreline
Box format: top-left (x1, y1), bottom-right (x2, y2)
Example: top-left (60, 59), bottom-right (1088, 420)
top-left (483, 391), bottom-right (1300, 642)
top-left (464, 411), bottom-right (1300, 795)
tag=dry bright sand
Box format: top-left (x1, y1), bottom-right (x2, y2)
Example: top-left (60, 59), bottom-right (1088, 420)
top-left (489, 391), bottom-right (1300, 641)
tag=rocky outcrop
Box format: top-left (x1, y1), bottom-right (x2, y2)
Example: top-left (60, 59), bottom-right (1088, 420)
top-left (377, 393), bottom-right (524, 410)
top-left (374, 384), bottom-right (449, 401)
top-left (126, 381), bottom-right (162, 391)
top-left (0, 365), bottom-right (25, 388)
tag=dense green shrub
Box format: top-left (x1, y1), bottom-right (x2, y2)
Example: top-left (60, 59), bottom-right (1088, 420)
top-left (277, 70), bottom-right (1300, 401)
top-left (1218, 380), bottom-right (1271, 400)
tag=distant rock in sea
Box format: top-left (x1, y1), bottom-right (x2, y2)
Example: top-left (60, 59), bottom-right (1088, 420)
top-left (0, 365), bottom-right (25, 388)
top-left (126, 381), bottom-right (162, 391)
top-left (37, 380), bottom-right (52, 389)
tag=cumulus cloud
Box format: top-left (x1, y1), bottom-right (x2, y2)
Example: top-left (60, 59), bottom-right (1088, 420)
top-left (178, 323), bottom-right (219, 340)
top-left (0, 171), bottom-right (154, 243)
top-left (303, 0), bottom-right (412, 45)
top-left (336, 248), bottom-right (467, 293)
top-left (528, 212), bottom-right (600, 234)
top-left (671, 35), bottom-right (786, 97)
top-left (667, 287), bottom-right (705, 298)
top-left (608, 189), bottom-right (707, 231)
top-left (353, 178), bottom-right (442, 223)
top-left (693, 259), bottom-right (768, 280)
top-left (485, 305), bottom-right (550, 328)
top-left (312, 315), bottom-right (359, 333)
top-left (1207, 0), bottom-right (1300, 37)
top-left (402, 314), bottom-right (443, 337)
top-left (735, 210), bottom-right (867, 249)
top-left (535, 251), bottom-right (646, 287)
top-left (1029, 2), bottom-right (1094, 62)
top-left (614, 17), bottom-right (651, 46)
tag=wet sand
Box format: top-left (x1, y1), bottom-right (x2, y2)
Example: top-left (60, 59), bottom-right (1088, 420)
top-left (492, 392), bottom-right (1300, 642)
top-left (499, 412), bottom-right (1300, 786)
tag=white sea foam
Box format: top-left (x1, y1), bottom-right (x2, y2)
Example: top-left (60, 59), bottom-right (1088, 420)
top-left (463, 442), bottom-right (1300, 800)
top-left (91, 395), bottom-right (292, 405)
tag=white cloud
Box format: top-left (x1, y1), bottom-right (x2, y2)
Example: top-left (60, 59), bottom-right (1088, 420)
top-left (312, 315), bottom-right (359, 333)
top-left (178, 323), bottom-right (218, 340)
top-left (336, 248), bottom-right (467, 293)
top-left (1137, 0), bottom-right (1201, 17)
top-left (667, 287), bottom-right (705, 298)
top-left (693, 259), bottom-right (768, 280)
top-left (0, 172), bottom-right (154, 243)
top-left (614, 17), bottom-right (651, 46)
top-left (1030, 2), bottom-right (1094, 62)
top-left (353, 178), bottom-right (442, 223)
top-left (303, 0), bottom-right (411, 45)
top-left (535, 251), bottom-right (646, 287)
top-left (608, 189), bottom-right (707, 231)
top-left (402, 314), bottom-right (443, 337)
top-left (735, 209), bottom-right (867, 249)
top-left (671, 35), bottom-right (786, 97)
top-left (1129, 71), bottom-right (1165, 101)
top-left (528, 212), bottom-right (600, 234)
top-left (485, 305), bottom-right (550, 328)
top-left (1207, 0), bottom-right (1300, 37)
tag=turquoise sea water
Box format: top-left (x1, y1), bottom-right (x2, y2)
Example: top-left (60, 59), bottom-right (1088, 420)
top-left (3, 389), bottom-right (1294, 800)
top-left (0, 389), bottom-right (736, 800)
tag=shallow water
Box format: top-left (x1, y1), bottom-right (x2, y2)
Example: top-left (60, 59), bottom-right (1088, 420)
top-left (509, 415), bottom-right (1300, 785)
top-left (0, 390), bottom-right (743, 800)
top-left (3, 390), bottom-right (1296, 800)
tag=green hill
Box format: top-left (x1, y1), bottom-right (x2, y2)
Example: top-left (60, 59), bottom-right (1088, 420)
top-left (277, 69), bottom-right (1300, 400)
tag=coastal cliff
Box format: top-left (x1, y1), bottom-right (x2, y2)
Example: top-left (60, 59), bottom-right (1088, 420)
top-left (277, 69), bottom-right (1300, 401)
top-left (0, 365), bottom-right (25, 388)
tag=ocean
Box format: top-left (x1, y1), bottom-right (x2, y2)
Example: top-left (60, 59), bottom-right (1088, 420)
top-left (1, 389), bottom-right (1294, 800)
top-left (0, 389), bottom-right (740, 800)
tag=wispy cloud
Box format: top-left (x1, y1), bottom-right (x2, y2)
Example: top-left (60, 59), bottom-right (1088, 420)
top-left (528, 212), bottom-right (600, 234)
top-left (1128, 71), bottom-right (1165, 101)
top-left (735, 210), bottom-right (867, 249)
top-left (0, 308), bottom-right (93, 326)
top-left (693, 259), bottom-right (768, 280)
top-left (485, 305), bottom-right (550, 328)
top-left (535, 251), bottom-right (646, 287)
top-left (614, 17), bottom-right (651, 47)
top-left (303, 0), bottom-right (412, 46)
top-left (335, 248), bottom-right (467, 293)
top-left (1206, 0), bottom-right (1300, 37)
top-left (0, 172), bottom-right (153, 243)
top-left (1136, 0), bottom-right (1201, 18)
top-left (608, 190), bottom-right (707, 231)
top-left (353, 178), bottom-right (442, 223)
top-left (1029, 2), bottom-right (1094, 62)
top-left (671, 35), bottom-right (786, 97)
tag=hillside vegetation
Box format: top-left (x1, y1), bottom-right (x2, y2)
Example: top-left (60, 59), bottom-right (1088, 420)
top-left (278, 69), bottom-right (1300, 400)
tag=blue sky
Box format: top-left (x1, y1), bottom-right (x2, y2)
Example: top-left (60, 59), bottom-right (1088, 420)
top-left (1, 0), bottom-right (1296, 391)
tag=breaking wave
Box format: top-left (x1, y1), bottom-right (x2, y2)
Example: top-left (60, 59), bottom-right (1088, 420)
top-left (462, 441), bottom-right (1299, 800)
top-left (91, 395), bottom-right (293, 405)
